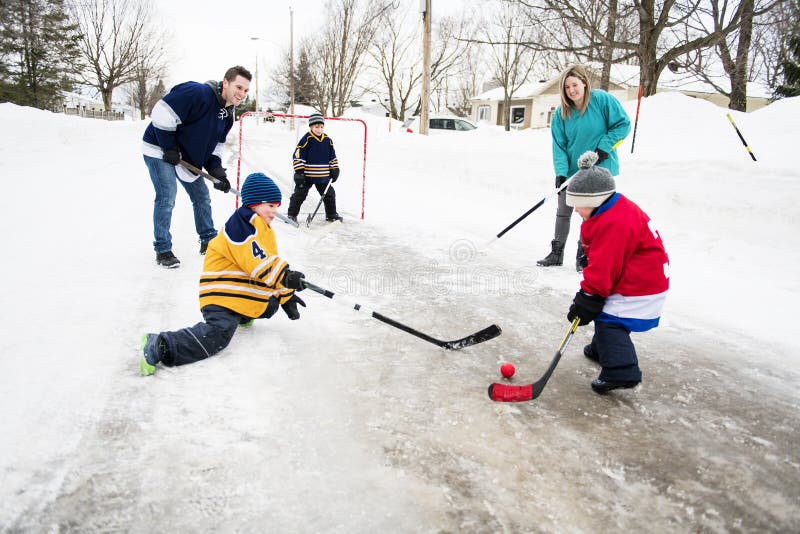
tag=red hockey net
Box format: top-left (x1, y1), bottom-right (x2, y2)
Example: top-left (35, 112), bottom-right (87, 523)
top-left (236, 112), bottom-right (367, 220)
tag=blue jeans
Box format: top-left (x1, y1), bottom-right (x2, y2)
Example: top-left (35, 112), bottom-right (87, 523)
top-left (143, 155), bottom-right (217, 253)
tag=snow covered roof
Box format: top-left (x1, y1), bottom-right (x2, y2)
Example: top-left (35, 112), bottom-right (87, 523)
top-left (472, 64), bottom-right (772, 101)
top-left (472, 80), bottom-right (552, 101)
top-left (603, 63), bottom-right (772, 99)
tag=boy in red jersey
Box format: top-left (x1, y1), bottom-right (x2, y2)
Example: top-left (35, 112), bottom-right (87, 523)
top-left (565, 151), bottom-right (670, 394)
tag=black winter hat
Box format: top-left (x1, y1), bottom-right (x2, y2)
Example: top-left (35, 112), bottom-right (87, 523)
top-left (566, 151), bottom-right (616, 208)
top-left (308, 112), bottom-right (324, 126)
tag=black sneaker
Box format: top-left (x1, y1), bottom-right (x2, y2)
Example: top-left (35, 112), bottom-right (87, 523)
top-left (156, 251), bottom-right (180, 268)
top-left (591, 378), bottom-right (640, 394)
top-left (326, 214), bottom-right (343, 222)
top-left (199, 239), bottom-right (211, 255)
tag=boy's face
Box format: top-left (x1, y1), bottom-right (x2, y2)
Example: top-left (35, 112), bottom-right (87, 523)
top-left (575, 206), bottom-right (593, 220)
top-left (252, 202), bottom-right (280, 225)
top-left (310, 123), bottom-right (324, 136)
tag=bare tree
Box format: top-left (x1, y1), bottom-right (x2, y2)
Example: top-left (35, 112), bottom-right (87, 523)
top-left (71, 0), bottom-right (165, 111)
top-left (673, 0), bottom-right (779, 110)
top-left (368, 4), bottom-right (421, 121)
top-left (750, 1), bottom-right (795, 89)
top-left (427, 14), bottom-right (473, 114)
top-left (516, 0), bottom-right (761, 96)
top-left (448, 39), bottom-right (485, 118)
top-left (126, 29), bottom-right (169, 119)
top-left (478, 1), bottom-right (538, 130)
top-left (309, 0), bottom-right (392, 116)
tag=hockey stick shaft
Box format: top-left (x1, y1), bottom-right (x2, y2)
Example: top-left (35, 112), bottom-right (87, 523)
top-left (726, 114), bottom-right (757, 162)
top-left (303, 280), bottom-right (501, 349)
top-left (179, 160), bottom-right (299, 228)
top-left (491, 170), bottom-right (578, 242)
top-left (179, 159), bottom-right (240, 195)
top-left (488, 318), bottom-right (580, 402)
top-left (306, 179), bottom-right (334, 227)
top-left (630, 85), bottom-right (643, 154)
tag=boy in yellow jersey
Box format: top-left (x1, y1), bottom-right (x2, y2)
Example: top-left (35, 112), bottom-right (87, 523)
top-left (140, 172), bottom-right (306, 375)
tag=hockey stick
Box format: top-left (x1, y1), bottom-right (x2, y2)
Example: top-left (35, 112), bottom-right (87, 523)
top-left (487, 317), bottom-right (580, 402)
top-left (630, 85), bottom-right (643, 154)
top-left (303, 280), bottom-right (502, 350)
top-left (306, 179), bottom-right (334, 227)
top-left (726, 114), bottom-right (757, 162)
top-left (179, 160), bottom-right (299, 228)
top-left (487, 169), bottom-right (579, 246)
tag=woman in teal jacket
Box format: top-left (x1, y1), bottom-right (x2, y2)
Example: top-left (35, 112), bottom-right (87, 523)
top-left (537, 64), bottom-right (631, 271)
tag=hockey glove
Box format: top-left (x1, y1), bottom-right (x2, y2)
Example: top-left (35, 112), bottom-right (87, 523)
top-left (294, 172), bottom-right (306, 187)
top-left (208, 167), bottom-right (231, 193)
top-left (555, 175), bottom-right (567, 188)
top-left (281, 294), bottom-right (306, 320)
top-left (282, 269), bottom-right (306, 291)
top-left (163, 146), bottom-right (181, 166)
top-left (330, 168), bottom-right (340, 182)
top-left (567, 290), bottom-right (606, 325)
top-left (595, 148), bottom-right (609, 163)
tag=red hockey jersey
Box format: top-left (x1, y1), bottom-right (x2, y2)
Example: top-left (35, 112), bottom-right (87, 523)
top-left (580, 193), bottom-right (669, 332)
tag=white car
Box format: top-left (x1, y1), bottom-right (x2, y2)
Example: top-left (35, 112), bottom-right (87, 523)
top-left (402, 115), bottom-right (477, 133)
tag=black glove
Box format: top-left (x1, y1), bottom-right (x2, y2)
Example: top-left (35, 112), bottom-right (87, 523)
top-left (208, 167), bottom-right (230, 193)
top-left (163, 146), bottom-right (181, 166)
top-left (555, 175), bottom-right (567, 188)
top-left (282, 269), bottom-right (305, 290)
top-left (567, 290), bottom-right (606, 325)
top-left (294, 172), bottom-right (305, 187)
top-left (281, 294), bottom-right (306, 320)
top-left (330, 168), bottom-right (340, 182)
top-left (595, 148), bottom-right (609, 163)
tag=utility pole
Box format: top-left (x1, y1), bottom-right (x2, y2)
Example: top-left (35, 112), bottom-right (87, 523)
top-left (250, 36), bottom-right (260, 113)
top-left (289, 7), bottom-right (295, 126)
top-left (420, 0), bottom-right (431, 135)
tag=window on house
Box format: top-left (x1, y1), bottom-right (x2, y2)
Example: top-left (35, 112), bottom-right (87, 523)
top-left (477, 105), bottom-right (490, 122)
top-left (510, 106), bottom-right (525, 125)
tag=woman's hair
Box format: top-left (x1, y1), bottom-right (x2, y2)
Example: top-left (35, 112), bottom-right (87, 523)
top-left (559, 64), bottom-right (592, 119)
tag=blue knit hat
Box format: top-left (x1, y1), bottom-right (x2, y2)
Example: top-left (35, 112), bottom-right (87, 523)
top-left (241, 172), bottom-right (282, 207)
top-left (308, 112), bottom-right (324, 126)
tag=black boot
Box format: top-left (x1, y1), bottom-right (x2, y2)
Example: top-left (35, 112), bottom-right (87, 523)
top-left (576, 240), bottom-right (588, 272)
top-left (536, 240), bottom-right (565, 267)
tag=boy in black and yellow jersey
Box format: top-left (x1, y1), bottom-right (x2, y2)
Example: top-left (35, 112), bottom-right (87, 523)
top-left (140, 172), bottom-right (306, 375)
top-left (287, 112), bottom-right (342, 223)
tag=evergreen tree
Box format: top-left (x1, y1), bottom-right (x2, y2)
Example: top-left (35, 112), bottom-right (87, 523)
top-left (775, 17), bottom-right (800, 98)
top-left (146, 79), bottom-right (166, 115)
top-left (293, 49), bottom-right (317, 106)
top-left (0, 0), bottom-right (81, 109)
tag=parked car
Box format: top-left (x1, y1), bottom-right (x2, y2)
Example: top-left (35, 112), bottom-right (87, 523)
top-left (402, 115), bottom-right (477, 133)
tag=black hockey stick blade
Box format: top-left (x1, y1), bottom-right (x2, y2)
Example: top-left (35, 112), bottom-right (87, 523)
top-left (372, 312), bottom-right (501, 350)
top-left (302, 280), bottom-right (501, 350)
top-left (488, 318), bottom-right (580, 402)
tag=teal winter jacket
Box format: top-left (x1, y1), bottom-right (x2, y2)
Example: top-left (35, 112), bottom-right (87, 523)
top-left (551, 89), bottom-right (630, 177)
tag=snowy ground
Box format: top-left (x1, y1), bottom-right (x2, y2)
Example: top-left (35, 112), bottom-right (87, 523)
top-left (0, 94), bottom-right (798, 532)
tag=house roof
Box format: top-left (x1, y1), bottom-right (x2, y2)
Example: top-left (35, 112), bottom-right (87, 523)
top-left (473, 80), bottom-right (552, 101)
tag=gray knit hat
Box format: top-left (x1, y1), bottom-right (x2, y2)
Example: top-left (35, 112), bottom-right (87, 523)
top-left (308, 112), bottom-right (324, 126)
top-left (566, 151), bottom-right (616, 208)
